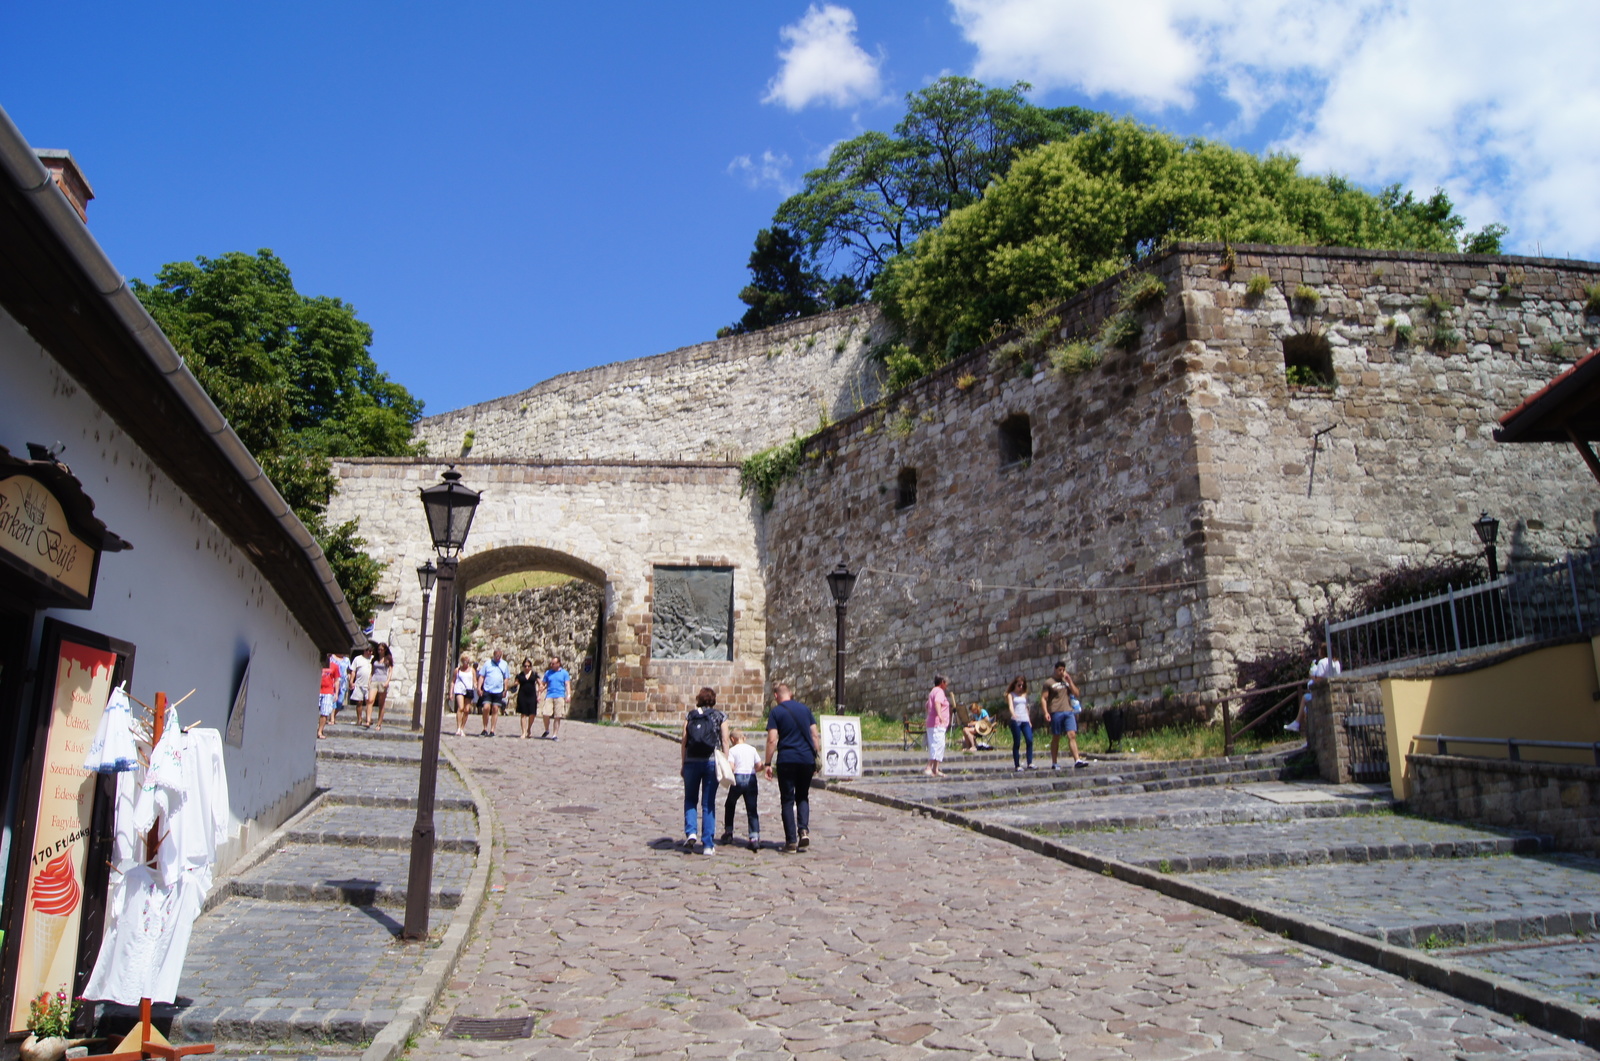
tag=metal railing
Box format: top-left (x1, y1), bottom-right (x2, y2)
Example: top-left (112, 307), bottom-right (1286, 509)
top-left (1414, 733), bottom-right (1600, 767)
top-left (1326, 547), bottom-right (1600, 677)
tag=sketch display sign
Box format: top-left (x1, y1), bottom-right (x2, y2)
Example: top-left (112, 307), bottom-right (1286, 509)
top-left (818, 715), bottom-right (861, 778)
top-left (650, 566), bottom-right (733, 660)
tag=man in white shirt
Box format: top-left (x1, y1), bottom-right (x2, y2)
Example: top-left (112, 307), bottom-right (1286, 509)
top-left (477, 648), bottom-right (512, 737)
top-left (1286, 646), bottom-right (1341, 737)
top-left (349, 646), bottom-right (373, 727)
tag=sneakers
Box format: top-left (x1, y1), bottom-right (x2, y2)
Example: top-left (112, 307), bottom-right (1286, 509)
top-left (718, 832), bottom-right (734, 846)
top-left (703, 845), bottom-right (716, 856)
top-left (1051, 763), bottom-right (1060, 771)
top-left (797, 831), bottom-right (810, 851)
top-left (1025, 763), bottom-right (1037, 770)
top-left (683, 834), bottom-right (698, 851)
top-left (1285, 720), bottom-right (1301, 733)
top-left (749, 836), bottom-right (760, 852)
top-left (1074, 759), bottom-right (1089, 768)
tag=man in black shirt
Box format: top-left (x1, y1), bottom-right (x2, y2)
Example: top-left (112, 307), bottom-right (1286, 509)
top-left (764, 682), bottom-right (820, 853)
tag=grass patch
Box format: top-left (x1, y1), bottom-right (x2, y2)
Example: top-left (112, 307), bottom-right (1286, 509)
top-left (853, 713), bottom-right (1278, 759)
top-left (467, 570), bottom-right (575, 597)
top-left (1246, 273), bottom-right (1272, 298)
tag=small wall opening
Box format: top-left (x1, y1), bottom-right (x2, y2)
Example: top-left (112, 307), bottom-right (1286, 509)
top-left (1284, 333), bottom-right (1336, 388)
top-left (896, 467), bottom-right (918, 509)
top-left (998, 413), bottom-right (1033, 466)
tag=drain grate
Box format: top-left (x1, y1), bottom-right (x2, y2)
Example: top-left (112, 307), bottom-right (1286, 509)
top-left (1230, 951), bottom-right (1319, 970)
top-left (551, 805), bottom-right (598, 814)
top-left (442, 1015), bottom-right (535, 1040)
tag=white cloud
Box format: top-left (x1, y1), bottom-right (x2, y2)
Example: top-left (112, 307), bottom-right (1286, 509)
top-left (763, 4), bottom-right (884, 111)
top-left (950, 0), bottom-right (1600, 257)
top-left (728, 150), bottom-right (798, 195)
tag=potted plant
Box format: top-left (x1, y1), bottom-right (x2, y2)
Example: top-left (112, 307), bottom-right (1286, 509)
top-left (22, 989), bottom-right (80, 1061)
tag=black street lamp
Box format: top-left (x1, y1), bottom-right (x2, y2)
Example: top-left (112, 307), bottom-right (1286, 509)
top-left (409, 560), bottom-right (437, 732)
top-left (1473, 511), bottom-right (1501, 581)
top-left (404, 468), bottom-right (480, 942)
top-left (826, 563), bottom-right (856, 713)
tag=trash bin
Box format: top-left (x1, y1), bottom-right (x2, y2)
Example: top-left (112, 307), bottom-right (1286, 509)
top-left (1104, 706), bottom-right (1126, 750)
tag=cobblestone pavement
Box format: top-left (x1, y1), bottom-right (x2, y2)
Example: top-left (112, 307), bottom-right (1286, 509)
top-left (406, 722), bottom-right (1594, 1059)
top-left (1187, 853), bottom-right (1600, 949)
top-left (1443, 938), bottom-right (1600, 1009)
top-left (1060, 814), bottom-right (1545, 871)
top-left (949, 784), bottom-right (1391, 832)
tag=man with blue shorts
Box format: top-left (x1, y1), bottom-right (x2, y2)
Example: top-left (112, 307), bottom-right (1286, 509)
top-left (539, 655), bottom-right (571, 740)
top-left (1044, 660), bottom-right (1086, 769)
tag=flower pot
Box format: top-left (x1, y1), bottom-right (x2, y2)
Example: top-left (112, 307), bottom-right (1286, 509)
top-left (20, 1033), bottom-right (69, 1061)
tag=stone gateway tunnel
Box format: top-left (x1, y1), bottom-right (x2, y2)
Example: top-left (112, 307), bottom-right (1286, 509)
top-left (329, 457), bottom-right (770, 723)
top-left (329, 245), bottom-right (1600, 726)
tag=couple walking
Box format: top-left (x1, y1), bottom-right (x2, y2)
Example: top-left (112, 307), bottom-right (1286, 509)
top-left (680, 683), bottom-right (818, 855)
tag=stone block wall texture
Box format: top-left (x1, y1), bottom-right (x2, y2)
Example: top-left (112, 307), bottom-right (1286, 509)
top-left (761, 244), bottom-right (1600, 716)
top-left (463, 579), bottom-right (604, 715)
top-left (1309, 678), bottom-right (1386, 783)
top-left (412, 306), bottom-right (889, 462)
top-left (1406, 753), bottom-right (1600, 855)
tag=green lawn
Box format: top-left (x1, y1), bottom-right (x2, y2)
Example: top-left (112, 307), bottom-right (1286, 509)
top-left (467, 571), bottom-right (574, 597)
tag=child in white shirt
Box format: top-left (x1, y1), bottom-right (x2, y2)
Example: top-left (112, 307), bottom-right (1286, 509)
top-left (720, 730), bottom-right (764, 851)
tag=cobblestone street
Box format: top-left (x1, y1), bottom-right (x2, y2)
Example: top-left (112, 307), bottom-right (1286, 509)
top-left (406, 723), bottom-right (1595, 1059)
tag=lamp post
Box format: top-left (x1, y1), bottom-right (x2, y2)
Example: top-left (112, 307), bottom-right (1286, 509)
top-left (1473, 511), bottom-right (1501, 581)
top-left (403, 467), bottom-right (480, 941)
top-left (825, 563), bottom-right (856, 713)
top-left (409, 560), bottom-right (438, 732)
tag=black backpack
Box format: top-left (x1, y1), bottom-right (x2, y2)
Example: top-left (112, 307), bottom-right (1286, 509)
top-left (685, 709), bottom-right (719, 756)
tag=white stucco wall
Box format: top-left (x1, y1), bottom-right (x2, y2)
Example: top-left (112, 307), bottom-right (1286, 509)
top-left (0, 305), bottom-right (323, 868)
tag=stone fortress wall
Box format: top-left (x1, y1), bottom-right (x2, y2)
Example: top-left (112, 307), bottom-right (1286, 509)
top-left (413, 306), bottom-right (890, 462)
top-left (759, 244), bottom-right (1600, 716)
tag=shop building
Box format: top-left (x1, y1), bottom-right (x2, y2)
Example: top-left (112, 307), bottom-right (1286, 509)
top-left (0, 107), bottom-right (361, 1039)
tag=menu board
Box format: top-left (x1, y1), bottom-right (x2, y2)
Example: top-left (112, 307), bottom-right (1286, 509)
top-left (8, 637), bottom-right (116, 1032)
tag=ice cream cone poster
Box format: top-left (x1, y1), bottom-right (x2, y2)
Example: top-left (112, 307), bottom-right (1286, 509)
top-left (8, 637), bottom-right (115, 1033)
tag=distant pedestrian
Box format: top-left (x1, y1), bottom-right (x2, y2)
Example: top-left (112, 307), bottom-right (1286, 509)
top-left (1005, 675), bottom-right (1036, 770)
top-left (925, 675), bottom-right (952, 777)
top-left (316, 654), bottom-right (340, 740)
top-left (369, 643), bottom-right (393, 731)
top-left (331, 650), bottom-right (351, 725)
top-left (719, 729), bottom-right (763, 852)
top-left (764, 682), bottom-right (820, 853)
top-left (513, 657), bottom-right (539, 739)
top-left (477, 648), bottom-right (511, 737)
top-left (1287, 644), bottom-right (1341, 737)
top-left (1043, 661), bottom-right (1086, 770)
top-left (350, 645), bottom-right (373, 727)
top-left (452, 653), bottom-right (476, 737)
top-left (539, 655), bottom-right (571, 740)
top-left (681, 687), bottom-right (729, 854)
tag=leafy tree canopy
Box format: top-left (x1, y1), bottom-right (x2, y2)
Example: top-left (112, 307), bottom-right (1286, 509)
top-left (133, 249), bottom-right (422, 622)
top-left (876, 116), bottom-right (1498, 362)
top-left (719, 227), bottom-right (862, 337)
top-left (772, 76), bottom-right (1094, 291)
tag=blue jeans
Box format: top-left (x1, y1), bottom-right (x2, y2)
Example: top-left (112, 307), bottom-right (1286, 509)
top-left (775, 762), bottom-right (812, 845)
top-left (723, 773), bottom-right (759, 837)
top-left (1010, 720), bottom-right (1034, 767)
top-left (682, 759), bottom-right (717, 846)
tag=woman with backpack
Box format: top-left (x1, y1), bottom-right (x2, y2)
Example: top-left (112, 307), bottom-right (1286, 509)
top-left (681, 686), bottom-right (730, 855)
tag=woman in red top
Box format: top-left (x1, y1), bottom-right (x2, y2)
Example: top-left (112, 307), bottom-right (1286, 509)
top-left (316, 655), bottom-right (340, 740)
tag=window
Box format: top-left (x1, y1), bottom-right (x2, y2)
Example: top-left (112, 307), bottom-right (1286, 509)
top-left (896, 467), bottom-right (918, 509)
top-left (1283, 333), bottom-right (1336, 388)
top-left (998, 414), bottom-right (1033, 466)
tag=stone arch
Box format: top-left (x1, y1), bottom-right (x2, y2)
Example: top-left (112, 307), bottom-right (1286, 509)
top-left (457, 543), bottom-right (605, 591)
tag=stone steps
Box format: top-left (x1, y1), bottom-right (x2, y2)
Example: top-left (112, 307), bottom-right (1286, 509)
top-left (285, 804), bottom-right (478, 853)
top-left (228, 843), bottom-right (472, 909)
top-left (941, 765), bottom-right (1294, 810)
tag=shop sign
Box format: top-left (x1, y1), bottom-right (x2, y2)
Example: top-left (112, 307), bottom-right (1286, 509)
top-left (0, 475), bottom-right (95, 600)
top-left (818, 715), bottom-right (862, 777)
top-left (7, 637), bottom-right (116, 1033)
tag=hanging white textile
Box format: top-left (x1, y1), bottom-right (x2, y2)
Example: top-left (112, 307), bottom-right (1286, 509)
top-left (84, 722), bottom-right (231, 1006)
top-left (82, 684), bottom-right (141, 774)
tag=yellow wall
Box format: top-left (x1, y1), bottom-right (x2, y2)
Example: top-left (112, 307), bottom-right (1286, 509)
top-left (1381, 637), bottom-right (1600, 799)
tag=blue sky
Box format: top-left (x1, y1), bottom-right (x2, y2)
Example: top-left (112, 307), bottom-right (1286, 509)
top-left (4, 2), bottom-right (1596, 416)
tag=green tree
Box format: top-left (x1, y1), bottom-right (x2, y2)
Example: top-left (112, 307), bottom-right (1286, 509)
top-left (133, 249), bottom-right (422, 622)
top-left (876, 117), bottom-right (1481, 361)
top-left (774, 76), bottom-right (1093, 289)
top-left (720, 228), bottom-right (826, 336)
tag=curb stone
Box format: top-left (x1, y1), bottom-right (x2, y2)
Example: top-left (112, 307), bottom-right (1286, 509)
top-left (835, 778), bottom-right (1600, 1050)
top-left (358, 738), bottom-right (496, 1061)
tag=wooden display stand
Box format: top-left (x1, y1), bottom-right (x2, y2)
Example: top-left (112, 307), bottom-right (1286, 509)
top-left (81, 692), bottom-right (214, 1061)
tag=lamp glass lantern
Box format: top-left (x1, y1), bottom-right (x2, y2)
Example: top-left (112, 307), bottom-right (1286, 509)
top-left (826, 563), bottom-right (857, 606)
top-left (419, 467), bottom-right (481, 557)
top-left (1473, 512), bottom-right (1500, 547)
top-left (416, 559), bottom-right (438, 594)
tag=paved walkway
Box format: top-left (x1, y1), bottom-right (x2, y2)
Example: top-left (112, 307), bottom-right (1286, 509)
top-left (406, 722), bottom-right (1594, 1059)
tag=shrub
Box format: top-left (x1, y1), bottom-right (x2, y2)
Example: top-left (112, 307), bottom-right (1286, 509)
top-left (1246, 273), bottom-right (1272, 298)
top-left (739, 436), bottom-right (806, 510)
top-left (1585, 282), bottom-right (1600, 317)
top-left (1292, 284), bottom-right (1320, 308)
top-left (1050, 341), bottom-right (1103, 375)
top-left (1422, 291), bottom-right (1451, 317)
top-left (1119, 273), bottom-right (1167, 312)
top-left (1100, 311), bottom-right (1142, 351)
top-left (1394, 322), bottom-right (1415, 345)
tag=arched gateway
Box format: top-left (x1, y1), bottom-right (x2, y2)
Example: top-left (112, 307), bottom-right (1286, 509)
top-left (326, 457), bottom-right (768, 724)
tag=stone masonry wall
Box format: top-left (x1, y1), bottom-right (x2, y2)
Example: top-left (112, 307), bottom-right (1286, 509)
top-left (1407, 753), bottom-right (1600, 855)
top-left (761, 244), bottom-right (1600, 718)
top-left (413, 306), bottom-right (889, 462)
top-left (1187, 244), bottom-right (1600, 682)
top-left (762, 254), bottom-right (1211, 715)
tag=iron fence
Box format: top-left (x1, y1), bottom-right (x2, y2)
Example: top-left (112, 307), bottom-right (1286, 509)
top-left (1327, 547), bottom-right (1600, 677)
